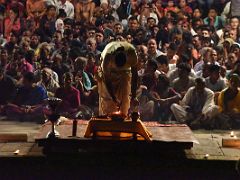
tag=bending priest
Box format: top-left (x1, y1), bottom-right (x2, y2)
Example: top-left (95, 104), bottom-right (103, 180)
top-left (96, 41), bottom-right (138, 116)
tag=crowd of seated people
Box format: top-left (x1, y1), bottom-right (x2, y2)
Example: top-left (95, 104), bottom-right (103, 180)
top-left (0, 0), bottom-right (239, 130)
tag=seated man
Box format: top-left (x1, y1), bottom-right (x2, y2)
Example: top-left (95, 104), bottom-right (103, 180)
top-left (171, 78), bottom-right (219, 129)
top-left (205, 64), bottom-right (227, 93)
top-left (172, 63), bottom-right (195, 94)
top-left (216, 74), bottom-right (240, 129)
top-left (156, 55), bottom-right (176, 75)
top-left (168, 54), bottom-right (196, 82)
top-left (5, 72), bottom-right (48, 122)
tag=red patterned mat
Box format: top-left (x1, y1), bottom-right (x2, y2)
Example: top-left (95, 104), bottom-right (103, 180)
top-left (43, 119), bottom-right (187, 127)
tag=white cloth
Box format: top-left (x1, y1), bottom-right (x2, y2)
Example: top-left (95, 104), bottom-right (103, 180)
top-left (109, 0), bottom-right (122, 10)
top-left (55, 18), bottom-right (64, 35)
top-left (44, 0), bottom-right (58, 6)
top-left (221, 2), bottom-right (230, 21)
top-left (57, 0), bottom-right (74, 18)
top-left (190, 28), bottom-right (197, 36)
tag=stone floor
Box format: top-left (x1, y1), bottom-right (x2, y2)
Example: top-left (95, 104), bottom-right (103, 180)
top-left (0, 117), bottom-right (239, 161)
top-left (185, 130), bottom-right (240, 161)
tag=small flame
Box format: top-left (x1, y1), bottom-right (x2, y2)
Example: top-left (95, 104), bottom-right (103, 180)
top-left (114, 111), bottom-right (121, 114)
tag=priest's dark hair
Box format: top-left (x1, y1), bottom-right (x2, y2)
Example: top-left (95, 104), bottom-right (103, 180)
top-left (115, 46), bottom-right (126, 67)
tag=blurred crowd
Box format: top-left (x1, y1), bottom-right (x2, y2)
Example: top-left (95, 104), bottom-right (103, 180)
top-left (0, 0), bottom-right (240, 130)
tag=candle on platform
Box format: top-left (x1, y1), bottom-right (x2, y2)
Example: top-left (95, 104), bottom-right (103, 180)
top-left (230, 131), bottom-right (234, 137)
top-left (14, 149), bottom-right (20, 155)
top-left (204, 154), bottom-right (209, 159)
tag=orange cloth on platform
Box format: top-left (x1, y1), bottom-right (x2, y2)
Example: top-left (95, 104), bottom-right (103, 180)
top-left (84, 119), bottom-right (152, 142)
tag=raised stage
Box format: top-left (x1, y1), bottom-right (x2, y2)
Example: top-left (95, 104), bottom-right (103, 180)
top-left (0, 118), bottom-right (240, 179)
top-left (35, 120), bottom-right (199, 154)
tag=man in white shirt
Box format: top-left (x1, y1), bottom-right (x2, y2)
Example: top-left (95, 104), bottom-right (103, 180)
top-left (172, 63), bottom-right (195, 94)
top-left (168, 54), bottom-right (196, 83)
top-left (57, 0), bottom-right (74, 19)
top-left (205, 64), bottom-right (227, 92)
top-left (171, 77), bottom-right (219, 129)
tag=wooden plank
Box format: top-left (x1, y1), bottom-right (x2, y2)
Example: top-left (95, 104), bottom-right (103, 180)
top-left (0, 133), bottom-right (28, 142)
top-left (222, 138), bottom-right (240, 148)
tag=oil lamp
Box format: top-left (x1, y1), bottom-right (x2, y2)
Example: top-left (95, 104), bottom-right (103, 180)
top-left (44, 97), bottom-right (62, 139)
top-left (110, 111), bottom-right (125, 121)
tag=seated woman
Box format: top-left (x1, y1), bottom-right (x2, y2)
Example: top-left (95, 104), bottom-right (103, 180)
top-left (55, 72), bottom-right (81, 116)
top-left (37, 68), bottom-right (60, 97)
top-left (74, 57), bottom-right (93, 106)
top-left (217, 74), bottom-right (240, 129)
top-left (5, 72), bottom-right (48, 122)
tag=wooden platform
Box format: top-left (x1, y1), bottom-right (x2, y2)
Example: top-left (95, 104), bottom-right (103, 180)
top-left (0, 117), bottom-right (239, 161)
top-left (35, 120), bottom-right (198, 153)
